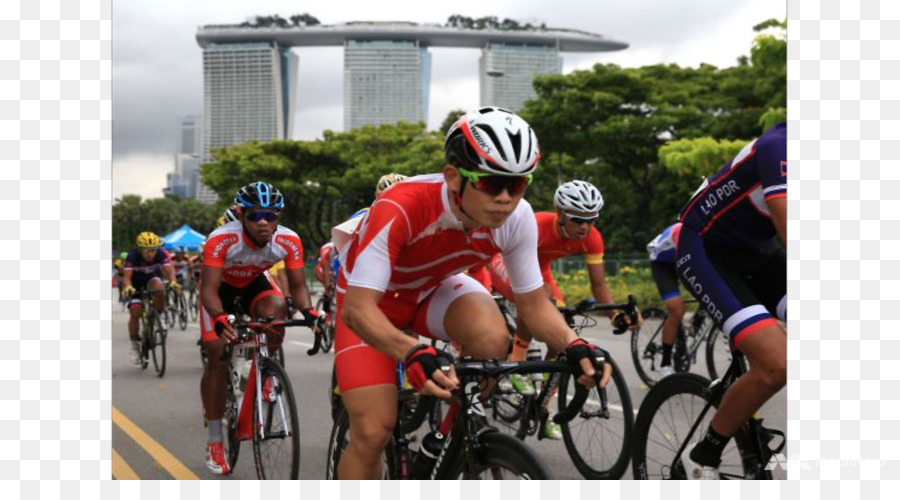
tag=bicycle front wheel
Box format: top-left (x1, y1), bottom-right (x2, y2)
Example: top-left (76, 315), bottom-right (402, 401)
top-left (631, 307), bottom-right (668, 387)
top-left (439, 431), bottom-right (551, 479)
top-left (252, 357), bottom-right (300, 479)
top-left (150, 312), bottom-right (167, 377)
top-left (631, 372), bottom-right (757, 479)
top-left (177, 293), bottom-right (188, 330)
top-left (558, 355), bottom-right (633, 479)
top-left (188, 291), bottom-right (199, 321)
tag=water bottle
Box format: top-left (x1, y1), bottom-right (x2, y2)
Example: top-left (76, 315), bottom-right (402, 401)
top-left (239, 358), bottom-right (253, 393)
top-left (527, 343), bottom-right (543, 383)
top-left (412, 431), bottom-right (445, 479)
top-left (231, 359), bottom-right (244, 398)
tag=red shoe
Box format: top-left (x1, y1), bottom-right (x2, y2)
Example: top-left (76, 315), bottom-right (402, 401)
top-left (205, 442), bottom-right (230, 475)
top-left (262, 376), bottom-right (277, 403)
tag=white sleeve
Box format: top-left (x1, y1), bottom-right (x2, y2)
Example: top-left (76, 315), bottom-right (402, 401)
top-left (493, 201), bottom-right (543, 294)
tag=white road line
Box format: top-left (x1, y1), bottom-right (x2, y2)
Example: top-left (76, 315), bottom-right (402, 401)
top-left (290, 340), bottom-right (314, 349)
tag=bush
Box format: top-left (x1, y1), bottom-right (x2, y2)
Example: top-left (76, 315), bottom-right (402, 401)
top-left (553, 265), bottom-right (668, 311)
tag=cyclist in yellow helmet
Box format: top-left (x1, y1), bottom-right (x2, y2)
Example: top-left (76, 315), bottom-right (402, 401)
top-left (121, 232), bottom-right (180, 365)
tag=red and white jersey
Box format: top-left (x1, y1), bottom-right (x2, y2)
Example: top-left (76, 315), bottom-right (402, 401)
top-left (204, 221), bottom-right (305, 288)
top-left (339, 174), bottom-right (544, 303)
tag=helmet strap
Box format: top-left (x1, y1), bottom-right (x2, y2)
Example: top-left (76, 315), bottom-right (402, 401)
top-left (557, 216), bottom-right (573, 240)
top-left (455, 177), bottom-right (471, 218)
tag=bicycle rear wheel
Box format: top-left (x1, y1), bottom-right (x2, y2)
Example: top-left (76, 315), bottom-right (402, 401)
top-left (558, 355), bottom-right (633, 479)
top-left (705, 326), bottom-right (731, 381)
top-left (632, 372), bottom-right (758, 479)
top-left (252, 357), bottom-right (300, 479)
top-left (150, 311), bottom-right (167, 377)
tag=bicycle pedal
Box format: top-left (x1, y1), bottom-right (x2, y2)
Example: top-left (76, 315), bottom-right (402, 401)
top-left (760, 425), bottom-right (786, 455)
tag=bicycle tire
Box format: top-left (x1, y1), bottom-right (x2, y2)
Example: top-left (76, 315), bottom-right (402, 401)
top-left (705, 326), bottom-right (731, 382)
top-left (189, 291), bottom-right (199, 321)
top-left (436, 430), bottom-right (552, 479)
top-left (325, 408), bottom-right (398, 479)
top-left (631, 372), bottom-right (760, 479)
top-left (177, 293), bottom-right (188, 330)
top-left (164, 291), bottom-right (176, 328)
top-left (139, 315), bottom-right (151, 370)
top-left (150, 311), bottom-right (167, 377)
top-left (631, 307), bottom-right (668, 387)
top-left (223, 373), bottom-right (240, 472)
top-left (321, 320), bottom-right (334, 352)
top-left (252, 357), bottom-right (301, 479)
top-left (558, 355), bottom-right (633, 479)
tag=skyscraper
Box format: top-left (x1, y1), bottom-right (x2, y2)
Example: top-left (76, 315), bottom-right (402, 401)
top-left (198, 42), bottom-right (298, 202)
top-left (479, 43), bottom-right (561, 112)
top-left (343, 40), bottom-right (431, 130)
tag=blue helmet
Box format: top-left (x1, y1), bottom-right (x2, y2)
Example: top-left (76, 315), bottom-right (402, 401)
top-left (234, 182), bottom-right (284, 210)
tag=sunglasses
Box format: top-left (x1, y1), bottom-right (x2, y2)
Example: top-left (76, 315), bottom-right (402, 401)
top-left (565, 213), bottom-right (598, 225)
top-left (459, 169), bottom-right (533, 196)
top-left (138, 246), bottom-right (158, 252)
top-left (245, 211), bottom-right (280, 223)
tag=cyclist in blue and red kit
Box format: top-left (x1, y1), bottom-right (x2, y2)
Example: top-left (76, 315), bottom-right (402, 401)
top-left (676, 122), bottom-right (787, 479)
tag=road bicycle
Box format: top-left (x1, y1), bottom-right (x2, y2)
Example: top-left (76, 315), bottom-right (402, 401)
top-left (631, 298), bottom-right (731, 387)
top-left (217, 313), bottom-right (321, 479)
top-left (313, 285), bottom-right (335, 353)
top-left (166, 285), bottom-right (189, 331)
top-left (134, 289), bottom-right (167, 377)
top-left (326, 355), bottom-right (604, 480)
top-left (631, 350), bottom-right (786, 479)
top-left (490, 296), bottom-right (637, 479)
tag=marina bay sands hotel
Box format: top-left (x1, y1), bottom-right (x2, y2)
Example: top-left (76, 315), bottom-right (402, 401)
top-left (194, 21), bottom-right (627, 166)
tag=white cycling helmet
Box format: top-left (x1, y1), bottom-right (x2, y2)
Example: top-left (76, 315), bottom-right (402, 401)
top-left (444, 106), bottom-right (540, 176)
top-left (554, 180), bottom-right (604, 215)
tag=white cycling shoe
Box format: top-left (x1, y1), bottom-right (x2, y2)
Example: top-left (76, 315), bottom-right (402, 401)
top-left (658, 365), bottom-right (675, 379)
top-left (681, 442), bottom-right (720, 480)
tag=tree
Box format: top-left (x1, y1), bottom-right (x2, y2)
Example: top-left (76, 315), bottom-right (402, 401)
top-left (112, 195), bottom-right (226, 252)
top-left (439, 109), bottom-right (466, 136)
top-left (518, 21), bottom-right (786, 252)
top-left (199, 122), bottom-right (444, 249)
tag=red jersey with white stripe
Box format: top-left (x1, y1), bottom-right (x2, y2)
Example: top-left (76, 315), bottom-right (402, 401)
top-left (339, 174), bottom-right (544, 302)
top-left (203, 221), bottom-right (305, 288)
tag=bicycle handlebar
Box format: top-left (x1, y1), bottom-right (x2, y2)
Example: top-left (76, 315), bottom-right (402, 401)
top-left (218, 315), bottom-right (318, 361)
top-left (452, 356), bottom-right (605, 424)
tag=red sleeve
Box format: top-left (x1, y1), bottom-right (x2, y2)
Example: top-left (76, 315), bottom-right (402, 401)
top-left (204, 233), bottom-right (239, 268)
top-left (274, 233), bottom-right (305, 270)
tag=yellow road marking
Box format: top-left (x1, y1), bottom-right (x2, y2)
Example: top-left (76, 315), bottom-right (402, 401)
top-left (112, 406), bottom-right (200, 480)
top-left (112, 449), bottom-right (139, 480)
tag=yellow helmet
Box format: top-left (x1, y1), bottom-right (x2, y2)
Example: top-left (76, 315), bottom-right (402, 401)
top-left (136, 231), bottom-right (161, 248)
top-left (375, 173), bottom-right (408, 196)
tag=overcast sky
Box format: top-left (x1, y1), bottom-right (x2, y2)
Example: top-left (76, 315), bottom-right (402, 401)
top-left (113, 0), bottom-right (785, 199)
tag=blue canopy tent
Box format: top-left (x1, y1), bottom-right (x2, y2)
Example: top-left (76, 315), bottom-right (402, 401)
top-left (161, 225), bottom-right (206, 252)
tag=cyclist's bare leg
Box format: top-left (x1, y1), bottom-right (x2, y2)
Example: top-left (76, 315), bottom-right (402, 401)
top-left (201, 337), bottom-right (230, 422)
top-left (148, 277), bottom-right (165, 313)
top-left (509, 322), bottom-right (533, 362)
top-left (338, 384), bottom-right (397, 480)
top-left (444, 292), bottom-right (510, 360)
top-left (661, 296), bottom-right (685, 365)
top-left (708, 325), bottom-right (786, 437)
top-left (127, 303), bottom-right (141, 338)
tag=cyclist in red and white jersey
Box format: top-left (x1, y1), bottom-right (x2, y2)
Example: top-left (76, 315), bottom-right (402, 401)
top-left (334, 107), bottom-right (612, 479)
top-left (488, 180), bottom-right (634, 439)
top-left (199, 182), bottom-right (317, 475)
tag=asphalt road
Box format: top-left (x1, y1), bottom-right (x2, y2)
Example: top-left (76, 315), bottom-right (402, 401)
top-left (111, 291), bottom-right (786, 480)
